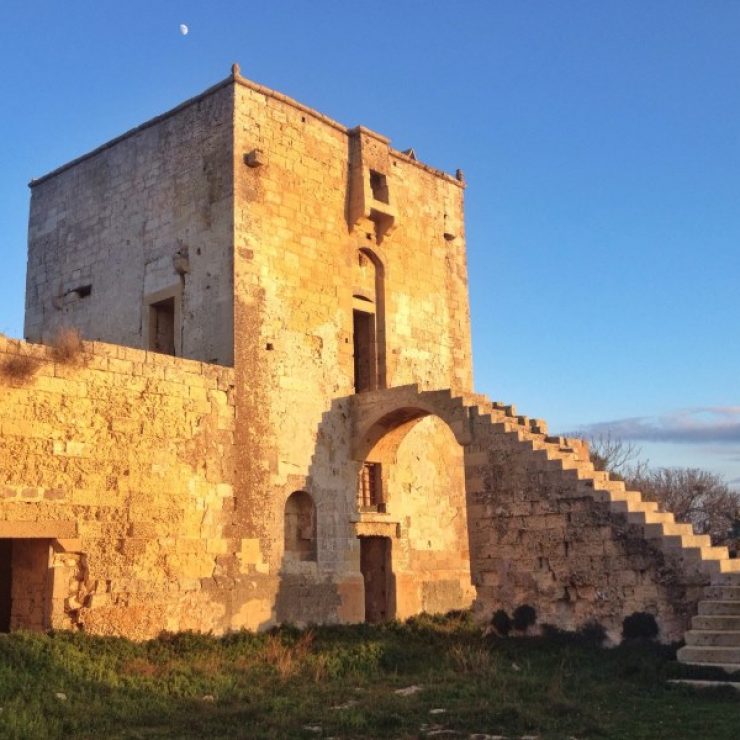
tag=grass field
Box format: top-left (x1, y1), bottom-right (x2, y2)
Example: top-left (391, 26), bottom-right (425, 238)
top-left (0, 612), bottom-right (738, 739)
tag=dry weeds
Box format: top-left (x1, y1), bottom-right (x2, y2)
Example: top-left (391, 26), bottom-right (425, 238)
top-left (50, 327), bottom-right (83, 364)
top-left (0, 354), bottom-right (39, 383)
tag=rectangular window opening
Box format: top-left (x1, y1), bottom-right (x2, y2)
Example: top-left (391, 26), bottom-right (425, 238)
top-left (369, 170), bottom-right (389, 204)
top-left (358, 462), bottom-right (384, 512)
top-left (149, 297), bottom-right (176, 356)
top-left (353, 309), bottom-right (376, 393)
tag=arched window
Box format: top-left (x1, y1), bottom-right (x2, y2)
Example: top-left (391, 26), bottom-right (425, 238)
top-left (352, 249), bottom-right (386, 392)
top-left (284, 491), bottom-right (317, 561)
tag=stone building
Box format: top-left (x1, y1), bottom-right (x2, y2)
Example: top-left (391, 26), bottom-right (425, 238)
top-left (1, 67), bottom-right (738, 660)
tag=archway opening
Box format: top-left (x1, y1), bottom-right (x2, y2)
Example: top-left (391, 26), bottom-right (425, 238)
top-left (356, 411), bottom-right (474, 621)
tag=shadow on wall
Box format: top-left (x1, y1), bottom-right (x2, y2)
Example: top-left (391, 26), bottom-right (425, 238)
top-left (269, 390), bottom-right (474, 628)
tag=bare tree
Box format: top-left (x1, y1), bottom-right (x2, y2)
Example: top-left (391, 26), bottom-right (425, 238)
top-left (585, 433), bottom-right (739, 547)
top-left (629, 467), bottom-right (739, 546)
top-left (587, 433), bottom-right (646, 480)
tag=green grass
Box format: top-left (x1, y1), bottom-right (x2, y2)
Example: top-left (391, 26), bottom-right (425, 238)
top-left (0, 612), bottom-right (738, 739)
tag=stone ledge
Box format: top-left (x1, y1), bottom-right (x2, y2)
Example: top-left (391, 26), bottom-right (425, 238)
top-left (0, 520), bottom-right (77, 538)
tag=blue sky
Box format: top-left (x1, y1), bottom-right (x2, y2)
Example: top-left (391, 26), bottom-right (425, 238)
top-left (0, 1), bottom-right (738, 485)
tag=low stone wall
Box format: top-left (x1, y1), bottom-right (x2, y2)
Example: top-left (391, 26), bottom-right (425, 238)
top-left (0, 336), bottom-right (238, 637)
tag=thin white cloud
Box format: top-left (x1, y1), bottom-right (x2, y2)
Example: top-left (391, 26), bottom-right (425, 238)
top-left (573, 407), bottom-right (740, 444)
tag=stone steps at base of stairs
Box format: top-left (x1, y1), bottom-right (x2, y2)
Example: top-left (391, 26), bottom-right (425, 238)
top-left (698, 601), bottom-right (740, 616)
top-left (677, 645), bottom-right (740, 664)
top-left (684, 630), bottom-right (740, 647)
top-left (676, 661), bottom-right (740, 674)
top-left (667, 679), bottom-right (740, 690)
top-left (704, 586), bottom-right (740, 600)
top-left (691, 615), bottom-right (740, 631)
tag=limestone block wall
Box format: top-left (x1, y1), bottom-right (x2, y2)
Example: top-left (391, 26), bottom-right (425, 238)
top-left (25, 82), bottom-right (234, 366)
top-left (230, 75), bottom-right (474, 608)
top-left (0, 336), bottom-right (239, 638)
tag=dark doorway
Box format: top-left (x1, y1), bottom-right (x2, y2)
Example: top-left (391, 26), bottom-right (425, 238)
top-left (353, 309), bottom-right (376, 392)
top-left (359, 536), bottom-right (394, 623)
top-left (149, 297), bottom-right (176, 355)
top-left (0, 540), bottom-right (12, 632)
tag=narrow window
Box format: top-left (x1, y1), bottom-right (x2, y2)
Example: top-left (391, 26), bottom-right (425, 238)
top-left (353, 308), bottom-right (376, 392)
top-left (369, 170), bottom-right (389, 204)
top-left (358, 462), bottom-right (384, 511)
top-left (149, 297), bottom-right (176, 355)
top-left (284, 491), bottom-right (317, 561)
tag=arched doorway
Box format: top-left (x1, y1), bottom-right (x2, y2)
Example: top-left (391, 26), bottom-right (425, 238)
top-left (354, 409), bottom-right (474, 621)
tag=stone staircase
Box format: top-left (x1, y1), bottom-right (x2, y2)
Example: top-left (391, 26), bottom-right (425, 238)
top-left (354, 384), bottom-right (739, 664)
top-left (455, 390), bottom-right (740, 577)
top-left (454, 391), bottom-right (740, 670)
top-left (677, 573), bottom-right (740, 672)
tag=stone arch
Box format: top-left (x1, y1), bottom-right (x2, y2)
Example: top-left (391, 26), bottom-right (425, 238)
top-left (284, 491), bottom-right (317, 562)
top-left (350, 387), bottom-right (475, 620)
top-left (352, 386), bottom-right (472, 463)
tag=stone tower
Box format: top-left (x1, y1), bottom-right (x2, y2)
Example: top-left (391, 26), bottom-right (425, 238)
top-left (18, 66), bottom-right (476, 630)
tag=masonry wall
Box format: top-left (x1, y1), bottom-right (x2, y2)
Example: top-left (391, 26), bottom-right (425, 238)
top-left (229, 77), bottom-right (475, 622)
top-left (0, 336), bottom-right (242, 637)
top-left (465, 412), bottom-right (707, 642)
top-left (25, 83), bottom-right (234, 366)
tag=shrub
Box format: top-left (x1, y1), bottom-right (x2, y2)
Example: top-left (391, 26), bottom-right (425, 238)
top-left (50, 327), bottom-right (83, 364)
top-left (491, 609), bottom-right (512, 636)
top-left (540, 623), bottom-right (567, 640)
top-left (512, 604), bottom-right (537, 632)
top-left (578, 620), bottom-right (608, 646)
top-left (1, 354), bottom-right (39, 383)
top-left (622, 612), bottom-right (659, 641)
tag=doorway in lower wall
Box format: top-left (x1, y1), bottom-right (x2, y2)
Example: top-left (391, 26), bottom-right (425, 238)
top-left (0, 538), bottom-right (51, 632)
top-left (359, 536), bottom-right (395, 623)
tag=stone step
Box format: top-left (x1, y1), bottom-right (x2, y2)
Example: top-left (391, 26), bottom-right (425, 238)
top-left (711, 571), bottom-right (740, 585)
top-left (699, 601), bottom-right (740, 616)
top-left (692, 615), bottom-right (740, 631)
top-left (677, 662), bottom-right (740, 673)
top-left (718, 559), bottom-right (740, 573)
top-left (691, 558), bottom-right (740, 576)
top-left (643, 521), bottom-right (696, 538)
top-left (626, 510), bottom-right (675, 525)
top-left (667, 679), bottom-right (740, 690)
top-left (705, 586), bottom-right (740, 601)
top-left (684, 630), bottom-right (740, 647)
top-left (671, 541), bottom-right (723, 556)
top-left (609, 499), bottom-right (659, 514)
top-left (676, 645), bottom-right (740, 664)
top-left (593, 486), bottom-right (636, 502)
